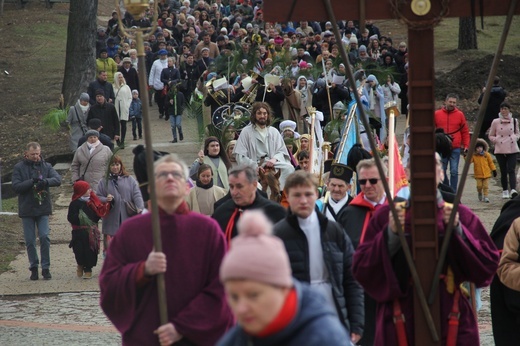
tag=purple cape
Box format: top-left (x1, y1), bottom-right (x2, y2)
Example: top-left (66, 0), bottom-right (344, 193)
top-left (99, 209), bottom-right (234, 346)
top-left (353, 204), bottom-right (499, 345)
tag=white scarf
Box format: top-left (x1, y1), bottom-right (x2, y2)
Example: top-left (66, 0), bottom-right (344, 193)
top-left (88, 140), bottom-right (101, 154)
top-left (79, 104), bottom-right (89, 113)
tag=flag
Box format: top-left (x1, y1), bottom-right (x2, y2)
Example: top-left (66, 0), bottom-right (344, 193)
top-left (391, 134), bottom-right (410, 199)
top-left (336, 100), bottom-right (359, 165)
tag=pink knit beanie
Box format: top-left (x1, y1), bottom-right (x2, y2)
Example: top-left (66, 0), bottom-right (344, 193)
top-left (220, 210), bottom-right (293, 288)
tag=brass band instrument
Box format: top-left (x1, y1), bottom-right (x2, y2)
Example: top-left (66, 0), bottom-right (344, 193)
top-left (206, 77), bottom-right (226, 107)
top-left (319, 141), bottom-right (331, 186)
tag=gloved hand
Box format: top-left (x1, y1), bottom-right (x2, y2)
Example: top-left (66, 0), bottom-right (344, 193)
top-left (33, 178), bottom-right (41, 184)
top-left (493, 170), bottom-right (497, 178)
top-left (36, 180), bottom-right (47, 190)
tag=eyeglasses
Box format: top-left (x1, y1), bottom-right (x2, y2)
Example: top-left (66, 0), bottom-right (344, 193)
top-left (155, 171), bottom-right (185, 181)
top-left (358, 178), bottom-right (379, 185)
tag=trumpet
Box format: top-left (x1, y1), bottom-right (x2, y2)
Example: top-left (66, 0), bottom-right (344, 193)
top-left (266, 85), bottom-right (273, 92)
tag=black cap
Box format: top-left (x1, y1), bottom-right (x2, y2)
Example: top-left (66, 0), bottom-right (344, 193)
top-left (329, 163), bottom-right (353, 183)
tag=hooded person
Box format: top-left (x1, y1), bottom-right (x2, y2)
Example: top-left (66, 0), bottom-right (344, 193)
top-left (469, 138), bottom-right (497, 203)
top-left (295, 76), bottom-right (313, 132)
top-left (362, 74), bottom-right (386, 143)
top-left (67, 93), bottom-right (91, 152)
top-left (67, 180), bottom-right (111, 279)
top-left (217, 210), bottom-right (351, 345)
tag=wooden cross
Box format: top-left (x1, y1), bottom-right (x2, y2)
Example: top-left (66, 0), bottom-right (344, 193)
top-left (263, 1), bottom-right (520, 344)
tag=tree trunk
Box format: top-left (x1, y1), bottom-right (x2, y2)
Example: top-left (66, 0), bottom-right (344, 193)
top-left (61, 0), bottom-right (98, 108)
top-left (458, 17), bottom-right (478, 50)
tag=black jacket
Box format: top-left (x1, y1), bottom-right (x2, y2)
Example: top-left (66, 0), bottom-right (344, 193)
top-left (212, 191), bottom-right (287, 238)
top-left (118, 66), bottom-right (140, 94)
top-left (87, 102), bottom-right (120, 140)
top-left (87, 79), bottom-right (116, 105)
top-left (12, 158), bottom-right (62, 218)
top-left (77, 133), bottom-right (114, 151)
top-left (273, 209), bottom-right (364, 336)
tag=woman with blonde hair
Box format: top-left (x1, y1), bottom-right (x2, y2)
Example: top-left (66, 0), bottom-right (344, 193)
top-left (113, 72), bottom-right (132, 148)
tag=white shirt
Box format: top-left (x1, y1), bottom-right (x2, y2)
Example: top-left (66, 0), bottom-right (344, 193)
top-left (298, 211), bottom-right (336, 314)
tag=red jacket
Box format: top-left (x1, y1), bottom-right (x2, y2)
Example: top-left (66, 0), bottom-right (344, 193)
top-left (434, 106), bottom-right (470, 150)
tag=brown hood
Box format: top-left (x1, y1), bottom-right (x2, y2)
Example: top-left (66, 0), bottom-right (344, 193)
top-left (476, 138), bottom-right (489, 152)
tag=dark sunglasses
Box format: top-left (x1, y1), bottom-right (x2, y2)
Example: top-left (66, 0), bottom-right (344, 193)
top-left (359, 178), bottom-right (379, 185)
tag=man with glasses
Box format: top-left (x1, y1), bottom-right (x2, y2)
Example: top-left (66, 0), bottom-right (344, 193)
top-left (100, 154), bottom-right (233, 345)
top-left (337, 157), bottom-right (387, 346)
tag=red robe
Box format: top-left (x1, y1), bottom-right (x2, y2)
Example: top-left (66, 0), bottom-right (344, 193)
top-left (99, 202), bottom-right (234, 345)
top-left (353, 203), bottom-right (499, 345)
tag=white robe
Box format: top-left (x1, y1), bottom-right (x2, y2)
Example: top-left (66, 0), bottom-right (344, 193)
top-left (234, 123), bottom-right (295, 188)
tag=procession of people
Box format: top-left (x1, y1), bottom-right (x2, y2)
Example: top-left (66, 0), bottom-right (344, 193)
top-left (9, 1), bottom-right (520, 346)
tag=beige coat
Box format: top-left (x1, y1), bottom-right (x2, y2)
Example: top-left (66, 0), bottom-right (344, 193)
top-left (498, 217), bottom-right (520, 290)
top-left (70, 142), bottom-right (113, 191)
top-left (186, 186), bottom-right (227, 216)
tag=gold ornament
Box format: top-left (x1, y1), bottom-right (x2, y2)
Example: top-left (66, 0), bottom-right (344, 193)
top-left (411, 0), bottom-right (431, 16)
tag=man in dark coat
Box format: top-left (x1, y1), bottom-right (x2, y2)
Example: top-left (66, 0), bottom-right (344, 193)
top-left (317, 163), bottom-right (354, 221)
top-left (87, 70), bottom-right (116, 105)
top-left (212, 165), bottom-right (287, 242)
top-left (477, 75), bottom-right (507, 139)
top-left (118, 57), bottom-right (140, 93)
top-left (489, 195), bottom-right (520, 345)
top-left (86, 90), bottom-right (120, 142)
top-left (12, 142), bottom-right (62, 280)
top-left (100, 154), bottom-right (233, 345)
top-left (274, 171), bottom-right (364, 344)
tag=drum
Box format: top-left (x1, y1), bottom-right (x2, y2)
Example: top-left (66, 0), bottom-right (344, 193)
top-left (384, 101), bottom-right (400, 118)
top-left (212, 102), bottom-right (251, 131)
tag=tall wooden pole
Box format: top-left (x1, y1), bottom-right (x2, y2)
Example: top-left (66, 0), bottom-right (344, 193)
top-left (116, 1), bottom-right (168, 326)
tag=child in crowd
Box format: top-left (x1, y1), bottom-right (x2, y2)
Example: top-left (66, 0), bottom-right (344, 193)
top-left (67, 181), bottom-right (111, 279)
top-left (470, 138), bottom-right (496, 203)
top-left (129, 89), bottom-right (143, 140)
top-left (186, 164), bottom-right (226, 216)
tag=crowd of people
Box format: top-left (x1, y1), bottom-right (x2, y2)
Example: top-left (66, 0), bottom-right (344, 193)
top-left (10, 0), bottom-right (520, 345)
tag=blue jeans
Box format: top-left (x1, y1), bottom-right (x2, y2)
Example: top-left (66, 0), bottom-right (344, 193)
top-left (22, 216), bottom-right (50, 270)
top-left (169, 115), bottom-right (182, 140)
top-left (442, 148), bottom-right (461, 191)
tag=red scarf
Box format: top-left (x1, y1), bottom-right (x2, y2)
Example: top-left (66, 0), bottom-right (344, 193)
top-left (256, 288), bottom-right (297, 337)
top-left (87, 191), bottom-right (111, 217)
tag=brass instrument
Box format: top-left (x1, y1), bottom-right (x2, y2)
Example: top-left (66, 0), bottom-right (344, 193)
top-left (206, 77), bottom-right (226, 107)
top-left (239, 72), bottom-right (260, 104)
top-left (319, 141), bottom-right (331, 186)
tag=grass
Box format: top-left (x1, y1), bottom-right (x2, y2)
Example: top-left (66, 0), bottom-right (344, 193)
top-left (434, 16), bottom-right (520, 60)
top-left (0, 198), bottom-right (22, 273)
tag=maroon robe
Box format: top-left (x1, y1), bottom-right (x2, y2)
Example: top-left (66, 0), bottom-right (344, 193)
top-left (353, 203), bottom-right (499, 345)
top-left (99, 203), bottom-right (234, 346)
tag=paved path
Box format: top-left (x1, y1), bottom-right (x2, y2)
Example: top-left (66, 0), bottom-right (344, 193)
top-left (0, 111), bottom-right (501, 345)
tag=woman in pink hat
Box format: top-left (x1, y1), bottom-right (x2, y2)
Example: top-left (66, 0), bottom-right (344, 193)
top-left (218, 210), bottom-right (351, 345)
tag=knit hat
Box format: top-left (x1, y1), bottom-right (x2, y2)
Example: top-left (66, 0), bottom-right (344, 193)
top-left (122, 57), bottom-right (132, 63)
top-left (220, 210), bottom-right (293, 287)
top-left (359, 45), bottom-right (367, 52)
top-left (88, 118), bottom-right (102, 129)
top-left (79, 93), bottom-right (90, 102)
top-left (85, 129), bottom-right (100, 138)
top-left (95, 89), bottom-right (105, 96)
top-left (157, 49), bottom-right (168, 55)
top-left (349, 36), bottom-right (358, 44)
top-left (72, 181), bottom-right (90, 201)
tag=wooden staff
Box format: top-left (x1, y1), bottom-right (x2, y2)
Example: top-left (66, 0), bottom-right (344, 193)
top-left (115, 1), bottom-right (168, 326)
top-left (307, 106), bottom-right (316, 175)
top-left (388, 109), bottom-right (395, 197)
